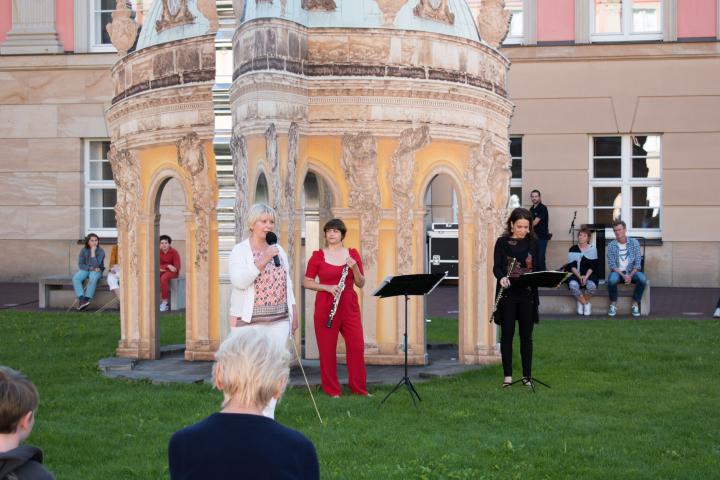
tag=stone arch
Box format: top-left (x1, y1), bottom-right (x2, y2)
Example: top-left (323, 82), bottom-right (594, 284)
top-left (416, 163), bottom-right (468, 363)
top-left (252, 165), bottom-right (270, 205)
top-left (143, 166), bottom-right (191, 359)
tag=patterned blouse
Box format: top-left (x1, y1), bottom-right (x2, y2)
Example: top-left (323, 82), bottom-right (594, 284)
top-left (250, 249), bottom-right (288, 323)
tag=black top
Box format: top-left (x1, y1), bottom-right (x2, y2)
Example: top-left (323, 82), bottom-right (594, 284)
top-left (530, 202), bottom-right (550, 239)
top-left (493, 236), bottom-right (538, 280)
top-left (0, 445), bottom-right (54, 480)
top-left (567, 245), bottom-right (599, 284)
top-left (168, 413), bottom-right (319, 480)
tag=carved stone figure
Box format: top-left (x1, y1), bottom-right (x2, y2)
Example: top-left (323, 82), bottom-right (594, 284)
top-left (341, 132), bottom-right (380, 268)
top-left (230, 132), bottom-right (248, 243)
top-left (390, 126), bottom-right (431, 275)
top-left (107, 145), bottom-right (141, 275)
top-left (373, 0), bottom-right (407, 26)
top-left (177, 132), bottom-right (215, 267)
top-left (265, 124), bottom-right (281, 212)
top-left (285, 122), bottom-right (299, 268)
top-left (301, 0), bottom-right (336, 11)
top-left (197, 0), bottom-right (219, 33)
top-left (106, 0), bottom-right (139, 57)
top-left (477, 0), bottom-right (511, 48)
top-left (414, 0), bottom-right (455, 25)
top-left (156, 0), bottom-right (196, 33)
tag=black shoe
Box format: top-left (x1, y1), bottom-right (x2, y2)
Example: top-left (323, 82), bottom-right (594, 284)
top-left (78, 299), bottom-right (90, 311)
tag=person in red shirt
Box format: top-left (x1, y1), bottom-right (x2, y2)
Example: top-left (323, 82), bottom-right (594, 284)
top-left (159, 235), bottom-right (181, 312)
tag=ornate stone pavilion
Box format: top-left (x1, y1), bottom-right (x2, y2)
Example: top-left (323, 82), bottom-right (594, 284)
top-left (105, 0), bottom-right (514, 365)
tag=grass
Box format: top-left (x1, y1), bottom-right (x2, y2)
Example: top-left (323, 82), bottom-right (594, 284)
top-left (426, 316), bottom-right (458, 345)
top-left (1, 311), bottom-right (719, 479)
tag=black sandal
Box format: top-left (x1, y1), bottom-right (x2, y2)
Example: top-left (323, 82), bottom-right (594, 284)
top-left (521, 377), bottom-right (533, 388)
top-left (502, 381), bottom-right (512, 388)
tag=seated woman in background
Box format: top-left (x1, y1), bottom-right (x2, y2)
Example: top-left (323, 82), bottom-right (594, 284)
top-left (567, 227), bottom-right (598, 316)
top-left (168, 328), bottom-right (319, 480)
top-left (72, 233), bottom-right (105, 311)
top-left (106, 244), bottom-right (120, 299)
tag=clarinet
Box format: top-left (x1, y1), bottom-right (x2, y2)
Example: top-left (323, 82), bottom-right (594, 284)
top-left (490, 258), bottom-right (518, 324)
top-left (326, 264), bottom-right (350, 328)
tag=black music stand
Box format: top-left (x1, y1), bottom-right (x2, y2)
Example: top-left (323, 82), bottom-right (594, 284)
top-left (374, 273), bottom-right (446, 406)
top-left (507, 270), bottom-right (571, 392)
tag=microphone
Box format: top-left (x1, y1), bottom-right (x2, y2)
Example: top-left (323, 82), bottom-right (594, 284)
top-left (265, 232), bottom-right (281, 267)
top-left (568, 211), bottom-right (577, 235)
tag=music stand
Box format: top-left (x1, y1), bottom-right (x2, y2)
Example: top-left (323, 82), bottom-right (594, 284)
top-left (374, 273), bottom-right (446, 406)
top-left (507, 270), bottom-right (571, 392)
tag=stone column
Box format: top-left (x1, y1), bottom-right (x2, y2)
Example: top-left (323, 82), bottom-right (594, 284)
top-left (0, 0), bottom-right (64, 54)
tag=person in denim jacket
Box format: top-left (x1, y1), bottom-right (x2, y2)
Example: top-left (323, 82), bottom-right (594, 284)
top-left (606, 220), bottom-right (646, 317)
top-left (72, 233), bottom-right (105, 311)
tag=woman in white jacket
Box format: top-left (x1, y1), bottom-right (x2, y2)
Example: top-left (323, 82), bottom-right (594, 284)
top-left (228, 203), bottom-right (297, 418)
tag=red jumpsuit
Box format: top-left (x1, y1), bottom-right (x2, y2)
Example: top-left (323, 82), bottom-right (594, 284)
top-left (160, 247), bottom-right (181, 301)
top-left (305, 248), bottom-right (367, 396)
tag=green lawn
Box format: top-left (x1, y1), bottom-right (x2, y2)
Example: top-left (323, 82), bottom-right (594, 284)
top-left (1, 311), bottom-right (718, 479)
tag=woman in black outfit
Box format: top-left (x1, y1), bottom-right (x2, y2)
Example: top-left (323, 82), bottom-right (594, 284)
top-left (493, 208), bottom-right (539, 388)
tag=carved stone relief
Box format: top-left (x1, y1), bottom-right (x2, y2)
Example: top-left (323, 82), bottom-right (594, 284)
top-left (230, 132), bottom-right (248, 243)
top-left (341, 132), bottom-right (380, 268)
top-left (477, 0), bottom-right (511, 48)
top-left (466, 131), bottom-right (512, 270)
top-left (177, 132), bottom-right (215, 267)
top-left (390, 126), bottom-right (431, 275)
top-left (197, 0), bottom-right (219, 33)
top-left (414, 0), bottom-right (455, 25)
top-left (106, 0), bottom-right (139, 57)
top-left (265, 124), bottom-right (281, 212)
top-left (107, 145), bottom-right (141, 276)
top-left (156, 0), bottom-right (196, 33)
top-left (373, 0), bottom-right (407, 26)
top-left (285, 122), bottom-right (299, 268)
top-left (301, 0), bottom-right (336, 11)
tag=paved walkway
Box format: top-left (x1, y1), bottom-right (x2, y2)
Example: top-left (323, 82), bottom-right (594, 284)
top-left (3, 282), bottom-right (718, 386)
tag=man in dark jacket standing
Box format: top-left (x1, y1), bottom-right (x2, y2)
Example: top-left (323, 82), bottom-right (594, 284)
top-left (529, 190), bottom-right (551, 271)
top-left (0, 367), bottom-right (54, 480)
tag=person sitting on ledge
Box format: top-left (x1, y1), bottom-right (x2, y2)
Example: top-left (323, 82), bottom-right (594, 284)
top-left (72, 233), bottom-right (105, 311)
top-left (168, 328), bottom-right (319, 480)
top-left (606, 220), bottom-right (647, 317)
top-left (159, 235), bottom-right (180, 312)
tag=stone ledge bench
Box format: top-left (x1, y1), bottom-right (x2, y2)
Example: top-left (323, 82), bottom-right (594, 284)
top-left (538, 281), bottom-right (651, 316)
top-left (39, 275), bottom-right (113, 309)
top-left (169, 276), bottom-right (185, 311)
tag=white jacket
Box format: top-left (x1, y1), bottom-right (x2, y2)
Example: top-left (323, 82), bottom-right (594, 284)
top-left (229, 238), bottom-right (295, 323)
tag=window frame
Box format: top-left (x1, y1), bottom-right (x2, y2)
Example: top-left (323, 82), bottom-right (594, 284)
top-left (588, 135), bottom-right (663, 239)
top-left (88, 0), bottom-right (118, 53)
top-left (508, 136), bottom-right (523, 209)
top-left (590, 0), bottom-right (664, 43)
top-left (502, 1), bottom-right (525, 45)
top-left (84, 139), bottom-right (118, 238)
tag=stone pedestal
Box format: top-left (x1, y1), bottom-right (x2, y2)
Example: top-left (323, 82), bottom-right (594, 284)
top-left (0, 0), bottom-right (64, 55)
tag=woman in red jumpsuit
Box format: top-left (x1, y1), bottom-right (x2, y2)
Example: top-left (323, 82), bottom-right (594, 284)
top-left (303, 219), bottom-right (368, 397)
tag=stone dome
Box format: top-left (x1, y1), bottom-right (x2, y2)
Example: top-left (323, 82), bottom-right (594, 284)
top-left (240, 0), bottom-right (481, 42)
top-left (136, 0), bottom-right (212, 51)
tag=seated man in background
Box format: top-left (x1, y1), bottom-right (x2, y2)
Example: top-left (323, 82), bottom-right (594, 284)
top-left (0, 366), bottom-right (54, 480)
top-left (606, 220), bottom-right (647, 317)
top-left (159, 235), bottom-right (181, 312)
top-left (168, 328), bottom-right (319, 480)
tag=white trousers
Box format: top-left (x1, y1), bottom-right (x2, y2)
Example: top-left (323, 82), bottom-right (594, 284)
top-left (230, 320), bottom-right (290, 419)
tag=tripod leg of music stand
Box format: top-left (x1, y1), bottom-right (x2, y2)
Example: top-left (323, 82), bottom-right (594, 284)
top-left (404, 381), bottom-right (418, 406)
top-left (381, 377), bottom-right (406, 404)
top-left (406, 379), bottom-right (421, 402)
top-left (531, 377), bottom-right (551, 388)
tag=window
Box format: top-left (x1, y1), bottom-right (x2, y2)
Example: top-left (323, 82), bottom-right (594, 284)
top-left (508, 137), bottom-right (522, 209)
top-left (89, 0), bottom-right (140, 52)
top-left (591, 0), bottom-right (663, 42)
top-left (84, 140), bottom-right (117, 236)
top-left (503, 0), bottom-right (524, 45)
top-left (590, 135), bottom-right (662, 237)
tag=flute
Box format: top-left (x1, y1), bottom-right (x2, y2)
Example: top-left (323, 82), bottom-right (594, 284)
top-left (490, 258), bottom-right (517, 323)
top-left (326, 264), bottom-right (350, 328)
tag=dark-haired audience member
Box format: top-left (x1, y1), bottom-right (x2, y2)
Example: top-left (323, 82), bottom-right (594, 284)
top-left (529, 190), bottom-right (551, 271)
top-left (159, 235), bottom-right (181, 312)
top-left (168, 328), bottom-right (319, 480)
top-left (0, 366), bottom-right (54, 480)
top-left (606, 220), bottom-right (646, 317)
top-left (567, 227), bottom-right (599, 316)
top-left (72, 233), bottom-right (105, 311)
